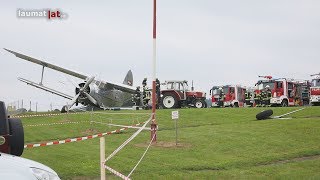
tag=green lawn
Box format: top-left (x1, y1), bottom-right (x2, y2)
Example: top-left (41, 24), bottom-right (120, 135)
top-left (21, 107), bottom-right (320, 179)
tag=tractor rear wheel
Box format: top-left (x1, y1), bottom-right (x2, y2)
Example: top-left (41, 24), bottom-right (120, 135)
top-left (161, 93), bottom-right (178, 109)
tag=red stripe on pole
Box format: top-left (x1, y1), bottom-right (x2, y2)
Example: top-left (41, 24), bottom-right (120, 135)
top-left (153, 0), bottom-right (156, 39)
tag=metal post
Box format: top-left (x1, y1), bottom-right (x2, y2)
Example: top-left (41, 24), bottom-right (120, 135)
top-left (150, 0), bottom-right (157, 143)
top-left (29, 101), bottom-right (31, 112)
top-left (40, 66), bottom-right (45, 85)
top-left (100, 137), bottom-right (106, 180)
top-left (36, 102), bottom-right (38, 113)
top-left (175, 118), bottom-right (178, 145)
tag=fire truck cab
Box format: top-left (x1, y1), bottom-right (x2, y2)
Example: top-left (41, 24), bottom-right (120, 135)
top-left (210, 85), bottom-right (246, 107)
top-left (310, 73), bottom-right (320, 106)
top-left (269, 79), bottom-right (299, 106)
top-left (255, 76), bottom-right (309, 107)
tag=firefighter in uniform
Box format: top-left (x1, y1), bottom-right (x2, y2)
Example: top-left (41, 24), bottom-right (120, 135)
top-left (261, 85), bottom-right (271, 106)
top-left (219, 87), bottom-right (225, 107)
top-left (254, 92), bottom-right (261, 107)
top-left (133, 86), bottom-right (141, 106)
top-left (245, 91), bottom-right (252, 107)
top-left (155, 78), bottom-right (161, 108)
top-left (142, 78), bottom-right (151, 109)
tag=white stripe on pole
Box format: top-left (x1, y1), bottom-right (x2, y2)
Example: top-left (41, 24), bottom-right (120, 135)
top-left (100, 137), bottom-right (106, 180)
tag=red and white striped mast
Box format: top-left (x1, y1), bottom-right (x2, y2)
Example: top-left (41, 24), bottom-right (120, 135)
top-left (150, 0), bottom-right (157, 142)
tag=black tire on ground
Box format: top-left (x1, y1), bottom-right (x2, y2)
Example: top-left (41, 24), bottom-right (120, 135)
top-left (234, 103), bottom-right (239, 108)
top-left (256, 109), bottom-right (273, 120)
top-left (194, 99), bottom-right (206, 108)
top-left (8, 118), bottom-right (24, 156)
top-left (281, 99), bottom-right (288, 107)
top-left (161, 93), bottom-right (178, 109)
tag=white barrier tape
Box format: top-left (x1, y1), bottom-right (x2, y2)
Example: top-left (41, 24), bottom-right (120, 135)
top-left (105, 114), bottom-right (152, 162)
top-left (11, 112), bottom-right (89, 118)
top-left (127, 132), bottom-right (156, 177)
top-left (105, 165), bottom-right (131, 180)
top-left (24, 121), bottom-right (90, 127)
top-left (24, 121), bottom-right (146, 149)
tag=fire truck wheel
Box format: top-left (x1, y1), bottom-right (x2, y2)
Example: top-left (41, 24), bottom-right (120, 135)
top-left (9, 118), bottom-right (24, 156)
top-left (281, 100), bottom-right (288, 107)
top-left (161, 93), bottom-right (178, 109)
top-left (256, 109), bottom-right (273, 120)
top-left (194, 99), bottom-right (205, 108)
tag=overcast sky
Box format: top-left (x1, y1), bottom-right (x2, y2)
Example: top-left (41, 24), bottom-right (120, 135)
top-left (1, 0), bottom-right (319, 111)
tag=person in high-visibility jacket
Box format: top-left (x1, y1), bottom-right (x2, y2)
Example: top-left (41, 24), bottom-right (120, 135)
top-left (245, 91), bottom-right (253, 107)
top-left (218, 87), bottom-right (225, 107)
top-left (254, 92), bottom-right (261, 107)
top-left (262, 85), bottom-right (272, 106)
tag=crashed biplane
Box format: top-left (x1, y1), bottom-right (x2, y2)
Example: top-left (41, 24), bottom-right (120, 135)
top-left (4, 48), bottom-right (136, 112)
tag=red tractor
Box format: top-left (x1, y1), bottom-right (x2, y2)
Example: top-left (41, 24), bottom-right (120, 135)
top-left (160, 80), bottom-right (207, 109)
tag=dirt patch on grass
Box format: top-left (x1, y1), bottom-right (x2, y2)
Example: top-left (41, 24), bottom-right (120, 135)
top-left (135, 141), bottom-right (192, 149)
top-left (82, 129), bottom-right (99, 135)
top-left (258, 154), bottom-right (320, 166)
top-left (183, 166), bottom-right (223, 171)
top-left (300, 115), bottom-right (320, 119)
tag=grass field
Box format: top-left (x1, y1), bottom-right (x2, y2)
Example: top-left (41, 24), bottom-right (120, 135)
top-left (20, 107), bottom-right (320, 179)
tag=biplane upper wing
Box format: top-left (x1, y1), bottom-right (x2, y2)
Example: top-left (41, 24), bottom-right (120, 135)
top-left (4, 48), bottom-right (136, 94)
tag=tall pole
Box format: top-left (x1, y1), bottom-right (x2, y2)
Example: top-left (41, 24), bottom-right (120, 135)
top-left (150, 0), bottom-right (157, 142)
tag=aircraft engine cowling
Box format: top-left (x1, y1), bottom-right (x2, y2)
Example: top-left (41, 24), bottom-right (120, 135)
top-left (76, 83), bottom-right (91, 98)
top-left (75, 82), bottom-right (91, 106)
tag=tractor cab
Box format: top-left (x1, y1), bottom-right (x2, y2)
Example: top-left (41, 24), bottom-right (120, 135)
top-left (163, 80), bottom-right (189, 100)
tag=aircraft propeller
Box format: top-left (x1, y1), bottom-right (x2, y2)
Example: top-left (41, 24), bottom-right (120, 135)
top-left (65, 76), bottom-right (98, 111)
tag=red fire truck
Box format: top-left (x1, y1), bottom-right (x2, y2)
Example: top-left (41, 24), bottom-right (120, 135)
top-left (310, 73), bottom-right (320, 106)
top-left (210, 85), bottom-right (246, 107)
top-left (255, 76), bottom-right (308, 107)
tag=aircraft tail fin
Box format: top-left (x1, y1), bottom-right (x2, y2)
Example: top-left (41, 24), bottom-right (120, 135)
top-left (123, 70), bottom-right (133, 86)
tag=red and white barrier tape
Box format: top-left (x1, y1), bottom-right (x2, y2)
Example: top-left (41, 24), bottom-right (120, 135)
top-left (24, 121), bottom-right (145, 149)
top-left (105, 165), bottom-right (131, 180)
top-left (24, 121), bottom-right (89, 127)
top-left (11, 112), bottom-right (88, 118)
